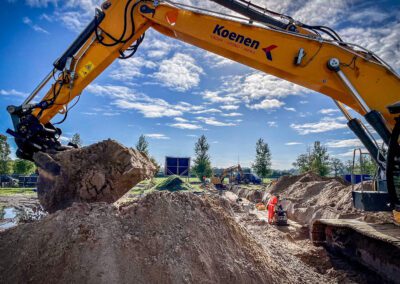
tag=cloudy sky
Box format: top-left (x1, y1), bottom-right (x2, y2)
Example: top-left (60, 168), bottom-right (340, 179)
top-left (0, 0), bottom-right (399, 169)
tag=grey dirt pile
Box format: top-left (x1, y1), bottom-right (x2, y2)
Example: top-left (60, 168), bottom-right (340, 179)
top-left (33, 139), bottom-right (156, 213)
top-left (0, 192), bottom-right (290, 284)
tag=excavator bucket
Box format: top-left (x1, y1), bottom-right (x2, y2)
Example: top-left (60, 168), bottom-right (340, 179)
top-left (33, 140), bottom-right (157, 213)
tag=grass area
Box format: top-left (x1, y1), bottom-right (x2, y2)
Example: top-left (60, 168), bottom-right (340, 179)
top-left (263, 178), bottom-right (273, 184)
top-left (0, 188), bottom-right (36, 196)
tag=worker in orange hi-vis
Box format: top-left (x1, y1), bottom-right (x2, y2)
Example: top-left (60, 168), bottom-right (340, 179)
top-left (267, 195), bottom-right (279, 224)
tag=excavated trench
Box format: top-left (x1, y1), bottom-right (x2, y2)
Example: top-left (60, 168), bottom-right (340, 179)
top-left (229, 172), bottom-right (398, 283)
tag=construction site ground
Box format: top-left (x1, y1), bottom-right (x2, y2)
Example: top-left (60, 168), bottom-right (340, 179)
top-left (1, 175), bottom-right (396, 283)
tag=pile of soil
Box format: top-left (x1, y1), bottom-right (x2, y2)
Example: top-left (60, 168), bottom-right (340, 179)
top-left (0, 192), bottom-right (290, 283)
top-left (153, 175), bottom-right (192, 191)
top-left (33, 139), bottom-right (156, 213)
top-left (267, 172), bottom-right (391, 225)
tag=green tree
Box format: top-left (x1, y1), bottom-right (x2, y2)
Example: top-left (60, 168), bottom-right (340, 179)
top-left (252, 138), bottom-right (271, 178)
top-left (293, 149), bottom-right (313, 173)
top-left (343, 156), bottom-right (377, 175)
top-left (0, 135), bottom-right (12, 175)
top-left (359, 155), bottom-right (377, 175)
top-left (192, 135), bottom-right (212, 181)
top-left (312, 142), bottom-right (330, 176)
top-left (70, 133), bottom-right (83, 147)
top-left (344, 160), bottom-right (354, 174)
top-left (330, 158), bottom-right (344, 177)
top-left (13, 159), bottom-right (36, 175)
top-left (136, 135), bottom-right (149, 156)
top-left (293, 141), bottom-right (330, 176)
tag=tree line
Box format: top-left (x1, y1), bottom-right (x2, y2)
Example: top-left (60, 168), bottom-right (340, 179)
top-left (191, 135), bottom-right (272, 181)
top-left (292, 141), bottom-right (377, 177)
top-left (1, 131), bottom-right (376, 179)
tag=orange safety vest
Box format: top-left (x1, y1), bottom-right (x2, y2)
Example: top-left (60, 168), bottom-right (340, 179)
top-left (267, 195), bottom-right (278, 221)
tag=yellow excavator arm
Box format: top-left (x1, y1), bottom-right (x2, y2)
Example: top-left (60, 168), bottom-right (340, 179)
top-left (22, 0), bottom-right (400, 125)
top-left (6, 0), bottom-right (400, 208)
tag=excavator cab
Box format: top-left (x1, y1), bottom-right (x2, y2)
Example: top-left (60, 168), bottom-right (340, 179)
top-left (351, 149), bottom-right (392, 211)
top-left (387, 104), bottom-right (400, 222)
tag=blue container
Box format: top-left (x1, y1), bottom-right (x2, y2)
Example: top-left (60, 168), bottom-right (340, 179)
top-left (343, 174), bottom-right (372, 184)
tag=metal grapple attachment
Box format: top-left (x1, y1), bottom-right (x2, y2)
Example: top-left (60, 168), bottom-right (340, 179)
top-left (6, 104), bottom-right (67, 161)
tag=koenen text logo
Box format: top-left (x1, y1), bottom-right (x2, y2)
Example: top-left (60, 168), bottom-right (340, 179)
top-left (213, 24), bottom-right (260, 50)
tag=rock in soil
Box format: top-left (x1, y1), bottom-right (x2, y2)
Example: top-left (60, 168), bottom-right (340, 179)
top-left (33, 139), bottom-right (156, 213)
top-left (0, 192), bottom-right (290, 284)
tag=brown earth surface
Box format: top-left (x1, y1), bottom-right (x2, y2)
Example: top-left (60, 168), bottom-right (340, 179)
top-left (0, 192), bottom-right (292, 284)
top-left (33, 139), bottom-right (156, 213)
top-left (0, 172), bottom-right (392, 283)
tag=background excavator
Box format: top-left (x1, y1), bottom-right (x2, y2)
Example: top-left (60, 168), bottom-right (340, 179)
top-left (5, 0), bottom-right (400, 270)
top-left (211, 164), bottom-right (244, 188)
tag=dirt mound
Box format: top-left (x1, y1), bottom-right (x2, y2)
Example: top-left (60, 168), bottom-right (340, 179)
top-left (0, 192), bottom-right (289, 284)
top-left (153, 175), bottom-right (192, 191)
top-left (33, 139), bottom-right (156, 213)
top-left (268, 172), bottom-right (391, 225)
top-left (269, 171), bottom-right (348, 197)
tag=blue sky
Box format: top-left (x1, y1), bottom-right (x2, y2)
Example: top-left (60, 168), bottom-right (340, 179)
top-left (1, 0), bottom-right (399, 169)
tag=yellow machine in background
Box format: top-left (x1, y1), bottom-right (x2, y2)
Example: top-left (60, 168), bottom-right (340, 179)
top-left (211, 164), bottom-right (244, 188)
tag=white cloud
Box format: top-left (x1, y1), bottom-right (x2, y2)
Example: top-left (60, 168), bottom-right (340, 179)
top-left (169, 123), bottom-right (202, 130)
top-left (201, 91), bottom-right (240, 104)
top-left (267, 121), bottom-right (278, 127)
top-left (291, 117), bottom-right (347, 135)
top-left (220, 105), bottom-right (239, 110)
top-left (144, 38), bottom-right (176, 59)
top-left (113, 100), bottom-right (182, 118)
top-left (153, 53), bottom-right (203, 92)
top-left (285, 142), bottom-right (303, 146)
top-left (319, 108), bottom-right (339, 115)
top-left (337, 149), bottom-right (366, 158)
top-left (203, 52), bottom-right (235, 68)
top-left (221, 112), bottom-right (242, 117)
top-left (145, 133), bottom-right (170, 140)
top-left (225, 72), bottom-right (311, 100)
top-left (22, 16), bottom-right (49, 34)
top-left (192, 108), bottom-right (221, 114)
top-left (174, 117), bottom-right (189, 123)
top-left (339, 23), bottom-right (400, 69)
top-left (325, 139), bottom-right (363, 148)
top-left (247, 99), bottom-right (285, 110)
top-left (26, 0), bottom-right (58, 7)
top-left (87, 84), bottom-right (187, 118)
top-left (110, 57), bottom-right (157, 81)
top-left (196, 117), bottom-right (237, 127)
top-left (284, 107), bottom-right (296, 112)
top-left (0, 89), bottom-right (28, 97)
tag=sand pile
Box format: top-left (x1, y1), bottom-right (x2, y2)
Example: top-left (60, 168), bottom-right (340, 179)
top-left (268, 172), bottom-right (391, 225)
top-left (0, 192), bottom-right (290, 284)
top-left (33, 140), bottom-right (156, 213)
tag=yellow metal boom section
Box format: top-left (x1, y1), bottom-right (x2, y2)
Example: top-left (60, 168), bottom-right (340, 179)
top-left (35, 0), bottom-right (400, 127)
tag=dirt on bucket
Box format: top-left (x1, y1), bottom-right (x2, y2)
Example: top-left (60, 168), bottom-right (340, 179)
top-left (0, 192), bottom-right (293, 284)
top-left (33, 139), bottom-right (156, 213)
